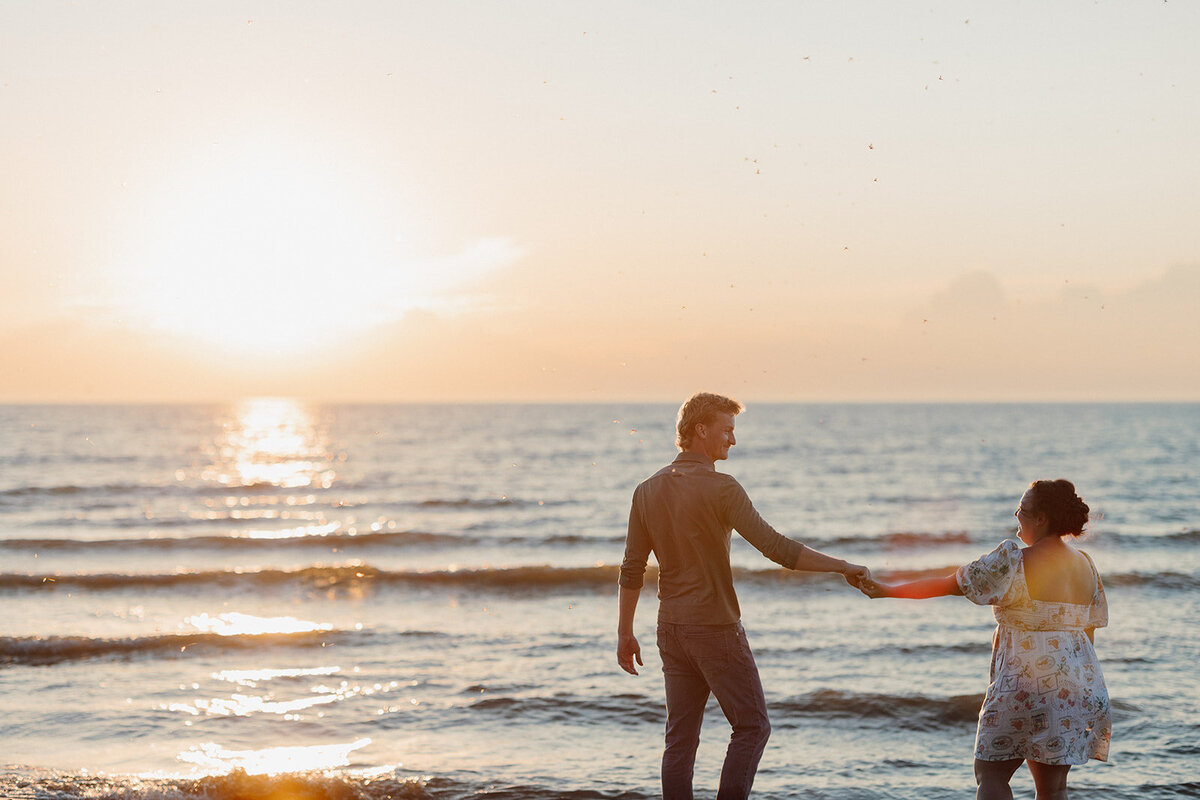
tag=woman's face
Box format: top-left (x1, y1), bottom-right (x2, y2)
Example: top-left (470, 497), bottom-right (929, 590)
top-left (1014, 488), bottom-right (1047, 545)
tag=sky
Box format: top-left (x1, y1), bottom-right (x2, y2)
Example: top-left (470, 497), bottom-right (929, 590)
top-left (2, 0), bottom-right (1198, 403)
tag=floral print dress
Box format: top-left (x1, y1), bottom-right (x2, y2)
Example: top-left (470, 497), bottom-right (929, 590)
top-left (956, 539), bottom-right (1111, 764)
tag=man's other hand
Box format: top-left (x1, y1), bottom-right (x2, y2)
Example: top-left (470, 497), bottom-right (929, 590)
top-left (617, 632), bottom-right (643, 675)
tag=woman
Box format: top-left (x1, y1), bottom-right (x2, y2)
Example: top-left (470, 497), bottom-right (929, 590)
top-left (859, 480), bottom-right (1111, 800)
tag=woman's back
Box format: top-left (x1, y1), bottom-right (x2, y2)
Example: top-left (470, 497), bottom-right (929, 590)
top-left (1021, 541), bottom-right (1096, 606)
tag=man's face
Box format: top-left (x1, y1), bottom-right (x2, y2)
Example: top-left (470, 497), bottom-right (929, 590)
top-left (699, 412), bottom-right (737, 461)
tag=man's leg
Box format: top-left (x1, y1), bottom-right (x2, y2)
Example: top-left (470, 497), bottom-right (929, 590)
top-left (704, 623), bottom-right (771, 800)
top-left (658, 623), bottom-right (711, 800)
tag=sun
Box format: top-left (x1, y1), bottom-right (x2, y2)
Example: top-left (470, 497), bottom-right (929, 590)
top-left (121, 141), bottom-right (410, 358)
top-left (114, 135), bottom-right (522, 362)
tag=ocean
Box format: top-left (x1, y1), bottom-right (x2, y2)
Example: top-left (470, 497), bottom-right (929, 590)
top-left (0, 401), bottom-right (1197, 799)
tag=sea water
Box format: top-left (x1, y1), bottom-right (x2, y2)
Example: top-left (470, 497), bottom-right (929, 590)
top-left (0, 402), bottom-right (1197, 799)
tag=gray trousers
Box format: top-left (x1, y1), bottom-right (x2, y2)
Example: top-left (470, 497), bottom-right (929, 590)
top-left (657, 621), bottom-right (771, 800)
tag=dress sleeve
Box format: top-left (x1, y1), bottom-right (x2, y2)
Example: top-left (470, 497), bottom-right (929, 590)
top-left (1082, 551), bottom-right (1108, 629)
top-left (956, 539), bottom-right (1023, 606)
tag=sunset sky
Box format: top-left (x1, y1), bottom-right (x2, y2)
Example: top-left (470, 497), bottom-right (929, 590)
top-left (2, 1), bottom-right (1197, 402)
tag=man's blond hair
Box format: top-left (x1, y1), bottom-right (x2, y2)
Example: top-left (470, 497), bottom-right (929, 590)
top-left (676, 392), bottom-right (744, 450)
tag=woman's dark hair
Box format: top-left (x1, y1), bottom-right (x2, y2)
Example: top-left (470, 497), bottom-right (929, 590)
top-left (1026, 479), bottom-right (1090, 537)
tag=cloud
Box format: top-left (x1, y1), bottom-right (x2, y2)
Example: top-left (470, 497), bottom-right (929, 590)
top-left (923, 270), bottom-right (1007, 318)
top-left (860, 264), bottom-right (1200, 400)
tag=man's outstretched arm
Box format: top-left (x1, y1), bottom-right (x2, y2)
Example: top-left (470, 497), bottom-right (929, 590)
top-left (723, 481), bottom-right (869, 586)
top-left (792, 544), bottom-right (871, 587)
top-left (616, 585), bottom-right (643, 675)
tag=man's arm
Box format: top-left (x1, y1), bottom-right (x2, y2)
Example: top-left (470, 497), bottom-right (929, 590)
top-left (792, 544), bottom-right (871, 586)
top-left (722, 481), bottom-right (869, 585)
top-left (617, 585), bottom-right (643, 675)
top-left (617, 488), bottom-right (650, 676)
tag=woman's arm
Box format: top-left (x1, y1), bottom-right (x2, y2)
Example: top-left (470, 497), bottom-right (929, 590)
top-left (862, 573), bottom-right (964, 599)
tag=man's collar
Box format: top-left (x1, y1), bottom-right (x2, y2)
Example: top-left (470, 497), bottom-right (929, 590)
top-left (673, 451), bottom-right (716, 470)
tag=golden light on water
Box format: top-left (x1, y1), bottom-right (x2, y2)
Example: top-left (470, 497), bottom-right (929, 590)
top-left (178, 738), bottom-right (373, 774)
top-left (201, 398), bottom-right (337, 491)
top-left (235, 522), bottom-right (342, 540)
top-left (185, 612), bottom-right (332, 637)
top-left (184, 693), bottom-right (340, 717)
top-left (213, 666), bottom-right (342, 686)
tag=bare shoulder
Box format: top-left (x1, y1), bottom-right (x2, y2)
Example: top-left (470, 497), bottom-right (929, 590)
top-left (1023, 543), bottom-right (1097, 604)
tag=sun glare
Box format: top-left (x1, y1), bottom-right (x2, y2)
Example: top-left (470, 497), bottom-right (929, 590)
top-left (127, 150), bottom-right (388, 356)
top-left (117, 139), bottom-right (523, 361)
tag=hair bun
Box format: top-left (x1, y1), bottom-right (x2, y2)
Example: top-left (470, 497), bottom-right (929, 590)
top-left (1029, 479), bottom-right (1089, 537)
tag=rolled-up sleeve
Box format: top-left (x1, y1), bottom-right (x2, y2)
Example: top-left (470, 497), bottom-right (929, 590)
top-left (619, 487), bottom-right (651, 589)
top-left (721, 479), bottom-right (804, 569)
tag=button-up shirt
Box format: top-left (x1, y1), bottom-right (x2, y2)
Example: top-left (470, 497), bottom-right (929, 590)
top-left (619, 452), bottom-right (805, 625)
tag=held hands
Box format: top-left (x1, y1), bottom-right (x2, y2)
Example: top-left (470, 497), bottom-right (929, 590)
top-left (841, 562), bottom-right (888, 598)
top-left (855, 576), bottom-right (889, 598)
top-left (840, 561), bottom-right (871, 590)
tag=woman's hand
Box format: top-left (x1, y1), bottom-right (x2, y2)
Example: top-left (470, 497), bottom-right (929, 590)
top-left (856, 576), bottom-right (890, 598)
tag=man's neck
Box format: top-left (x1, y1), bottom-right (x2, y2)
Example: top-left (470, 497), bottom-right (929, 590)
top-left (682, 445), bottom-right (716, 467)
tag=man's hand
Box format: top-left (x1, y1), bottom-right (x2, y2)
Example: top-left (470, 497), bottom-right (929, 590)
top-left (841, 562), bottom-right (872, 590)
top-left (617, 631), bottom-right (643, 676)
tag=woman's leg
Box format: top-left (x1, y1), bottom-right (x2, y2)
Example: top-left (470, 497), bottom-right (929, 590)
top-left (1026, 760), bottom-right (1071, 800)
top-left (974, 758), bottom-right (1023, 800)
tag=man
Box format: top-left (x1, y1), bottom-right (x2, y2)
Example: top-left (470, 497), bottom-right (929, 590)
top-left (617, 392), bottom-right (869, 800)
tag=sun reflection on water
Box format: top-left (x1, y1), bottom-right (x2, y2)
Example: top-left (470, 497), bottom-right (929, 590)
top-left (175, 692), bottom-right (340, 717)
top-left (201, 397), bottom-right (338, 490)
top-left (185, 612), bottom-right (332, 636)
top-left (178, 738), bottom-right (372, 774)
top-left (213, 666), bottom-right (342, 686)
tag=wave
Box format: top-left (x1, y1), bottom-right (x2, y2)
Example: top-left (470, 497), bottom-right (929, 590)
top-left (818, 528), bottom-right (1200, 552)
top-left (0, 564), bottom-right (636, 593)
top-left (0, 767), bottom-right (655, 800)
top-left (4, 562), bottom-right (1195, 595)
top-left (0, 563), bottom-right (862, 594)
top-left (818, 531), bottom-right (974, 550)
top-left (438, 687), bottom-right (986, 731)
top-left (0, 630), bottom-right (352, 667)
top-left (1101, 571), bottom-right (1200, 590)
top-left (0, 482), bottom-right (172, 501)
top-left (0, 530), bottom-right (620, 553)
top-left (0, 481), bottom-right (563, 510)
top-left (417, 497), bottom-right (565, 509)
top-left (773, 688), bottom-right (984, 730)
top-left (0, 529), bottom-right (466, 552)
top-left (450, 692), bottom-right (666, 726)
top-left (863, 641), bottom-right (993, 657)
top-left (4, 767), bottom-right (1196, 800)
top-left (0, 481), bottom-right (328, 500)
top-left (0, 628), bottom-right (451, 668)
top-left (1101, 529), bottom-right (1200, 547)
